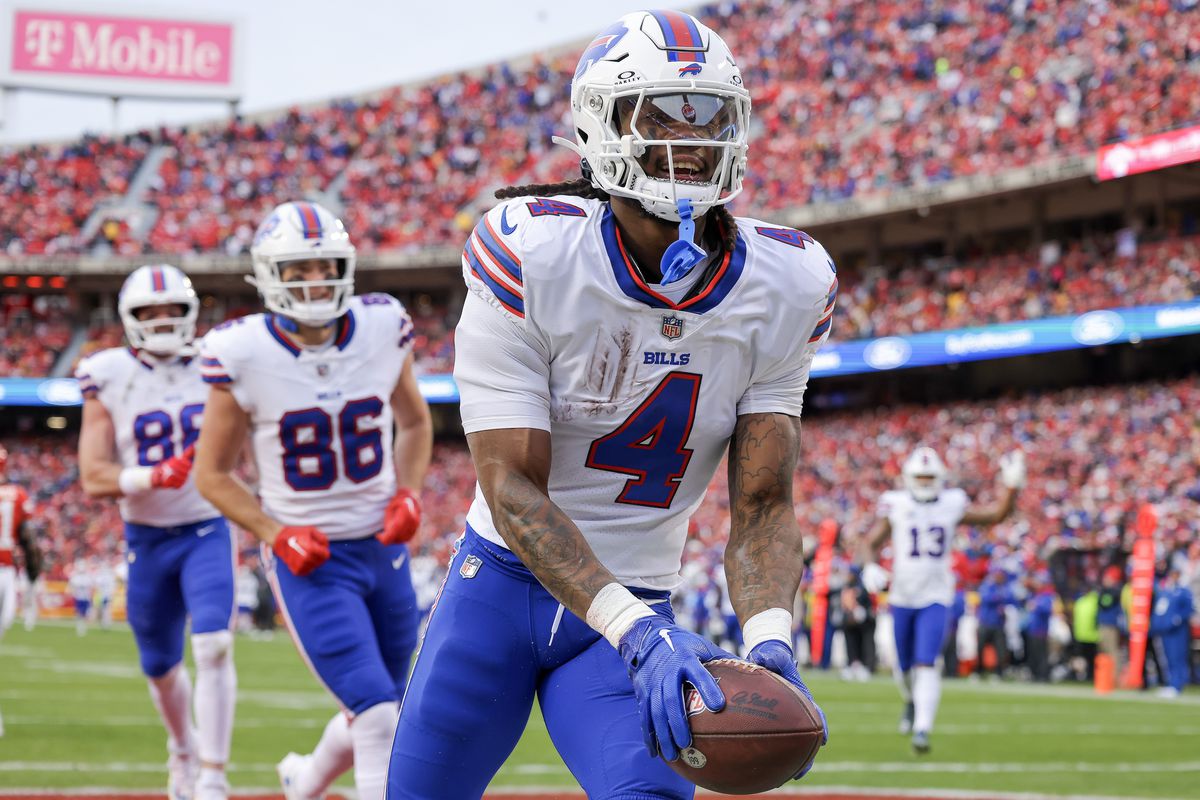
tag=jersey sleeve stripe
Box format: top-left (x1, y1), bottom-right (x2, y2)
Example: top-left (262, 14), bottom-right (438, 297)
top-left (464, 243), bottom-right (526, 318)
top-left (472, 231), bottom-right (523, 290)
top-left (808, 316), bottom-right (833, 342)
top-left (202, 373), bottom-right (233, 384)
top-left (79, 384), bottom-right (100, 397)
top-left (824, 278), bottom-right (838, 312)
top-left (200, 356), bottom-right (224, 368)
top-left (477, 218), bottom-right (523, 283)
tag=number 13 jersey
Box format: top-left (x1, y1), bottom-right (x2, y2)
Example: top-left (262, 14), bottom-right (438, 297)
top-left (454, 196), bottom-right (837, 589)
top-left (880, 489), bottom-right (969, 608)
top-left (199, 295), bottom-right (415, 541)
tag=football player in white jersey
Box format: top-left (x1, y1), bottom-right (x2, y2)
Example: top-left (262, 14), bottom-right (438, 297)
top-left (76, 265), bottom-right (237, 800)
top-left (193, 201), bottom-right (431, 800)
top-left (862, 446), bottom-right (1025, 754)
top-left (388, 11), bottom-right (831, 797)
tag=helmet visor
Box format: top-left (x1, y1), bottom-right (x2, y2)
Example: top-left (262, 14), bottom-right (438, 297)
top-left (618, 92), bottom-right (742, 144)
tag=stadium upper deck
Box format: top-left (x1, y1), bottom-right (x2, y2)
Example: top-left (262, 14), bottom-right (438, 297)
top-left (1, 0), bottom-right (1197, 258)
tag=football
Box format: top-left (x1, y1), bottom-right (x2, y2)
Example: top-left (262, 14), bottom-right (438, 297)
top-left (671, 658), bottom-right (824, 794)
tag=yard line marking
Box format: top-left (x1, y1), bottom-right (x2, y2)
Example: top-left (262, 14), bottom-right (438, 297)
top-left (814, 760), bottom-right (1200, 774)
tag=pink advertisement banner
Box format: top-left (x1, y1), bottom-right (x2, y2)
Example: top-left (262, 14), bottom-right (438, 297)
top-left (10, 9), bottom-right (234, 86)
top-left (1096, 125), bottom-right (1200, 181)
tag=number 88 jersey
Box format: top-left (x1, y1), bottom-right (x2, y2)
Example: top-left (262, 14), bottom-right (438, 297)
top-left (879, 488), bottom-right (968, 608)
top-left (75, 348), bottom-right (218, 526)
top-left (199, 295), bottom-right (414, 541)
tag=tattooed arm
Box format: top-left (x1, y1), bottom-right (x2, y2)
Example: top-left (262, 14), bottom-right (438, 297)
top-left (724, 412), bottom-right (806, 622)
top-left (467, 427), bottom-right (619, 619)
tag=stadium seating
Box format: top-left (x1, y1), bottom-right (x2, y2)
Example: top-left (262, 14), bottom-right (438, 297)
top-left (4, 0), bottom-right (1197, 256)
top-left (0, 135), bottom-right (152, 256)
top-left (12, 376), bottom-right (1196, 592)
top-left (0, 302), bottom-right (74, 377)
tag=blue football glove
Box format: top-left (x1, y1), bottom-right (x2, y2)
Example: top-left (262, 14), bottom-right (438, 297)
top-left (618, 616), bottom-right (734, 762)
top-left (747, 640), bottom-right (828, 778)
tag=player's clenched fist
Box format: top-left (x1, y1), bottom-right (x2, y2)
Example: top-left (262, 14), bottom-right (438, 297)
top-left (377, 488), bottom-right (421, 545)
top-left (151, 444), bottom-right (195, 489)
top-left (273, 526), bottom-right (330, 576)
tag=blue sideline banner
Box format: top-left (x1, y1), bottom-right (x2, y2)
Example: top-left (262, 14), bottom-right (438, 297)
top-left (808, 301), bottom-right (1200, 378)
top-left (3, 301), bottom-right (1199, 407)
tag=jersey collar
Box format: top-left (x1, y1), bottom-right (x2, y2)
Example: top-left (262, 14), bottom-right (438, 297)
top-left (600, 206), bottom-right (746, 314)
top-left (266, 310), bottom-right (356, 358)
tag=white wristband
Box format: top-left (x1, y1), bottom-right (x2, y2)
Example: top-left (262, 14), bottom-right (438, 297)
top-left (118, 467), bottom-right (154, 496)
top-left (586, 582), bottom-right (656, 649)
top-left (742, 607), bottom-right (794, 652)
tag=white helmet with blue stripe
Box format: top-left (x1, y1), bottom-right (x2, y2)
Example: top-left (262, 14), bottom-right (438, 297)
top-left (902, 446), bottom-right (948, 502)
top-left (561, 9), bottom-right (751, 223)
top-left (117, 264), bottom-right (199, 356)
top-left (249, 200), bottom-right (357, 326)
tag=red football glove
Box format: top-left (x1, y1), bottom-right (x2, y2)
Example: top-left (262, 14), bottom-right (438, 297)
top-left (273, 526), bottom-right (330, 576)
top-left (377, 488), bottom-right (422, 545)
top-left (151, 445), bottom-right (195, 489)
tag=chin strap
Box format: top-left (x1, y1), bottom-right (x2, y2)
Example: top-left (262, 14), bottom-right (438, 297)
top-left (273, 314), bottom-right (336, 334)
top-left (660, 199), bottom-right (706, 285)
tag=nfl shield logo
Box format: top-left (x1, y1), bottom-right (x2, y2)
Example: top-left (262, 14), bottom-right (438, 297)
top-left (315, 363), bottom-right (330, 378)
top-left (459, 554), bottom-right (483, 579)
top-left (661, 315), bottom-right (684, 340)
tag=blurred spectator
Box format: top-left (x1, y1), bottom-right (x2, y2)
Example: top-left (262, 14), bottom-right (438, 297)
top-left (1097, 565), bottom-right (1125, 679)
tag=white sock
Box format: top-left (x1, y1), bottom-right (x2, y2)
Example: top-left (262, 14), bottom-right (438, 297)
top-left (893, 666), bottom-right (913, 703)
top-left (913, 665), bottom-right (942, 733)
top-left (148, 665), bottom-right (195, 753)
top-left (350, 702), bottom-right (400, 800)
top-left (298, 713), bottom-right (354, 797)
top-left (191, 632), bottom-right (236, 769)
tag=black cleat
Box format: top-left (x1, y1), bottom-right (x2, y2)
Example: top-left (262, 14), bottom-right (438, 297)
top-left (912, 730), bottom-right (931, 755)
top-left (898, 701), bottom-right (915, 735)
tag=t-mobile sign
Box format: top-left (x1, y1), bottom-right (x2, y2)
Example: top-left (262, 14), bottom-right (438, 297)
top-left (2, 6), bottom-right (241, 99)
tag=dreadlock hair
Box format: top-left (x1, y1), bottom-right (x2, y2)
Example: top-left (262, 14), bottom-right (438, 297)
top-left (494, 178), bottom-right (739, 253)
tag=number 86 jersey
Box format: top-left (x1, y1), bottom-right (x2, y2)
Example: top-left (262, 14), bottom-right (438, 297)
top-left (454, 196), bottom-right (837, 590)
top-left (199, 295), bottom-right (415, 541)
top-left (75, 348), bottom-right (219, 527)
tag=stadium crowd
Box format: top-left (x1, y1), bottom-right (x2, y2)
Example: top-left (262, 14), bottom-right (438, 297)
top-left (0, 295), bottom-right (74, 377)
top-left (832, 230), bottom-right (1200, 341)
top-left (7, 224), bottom-right (1198, 380)
top-left (8, 376), bottom-right (1197, 686)
top-left (2, 0), bottom-right (1199, 255)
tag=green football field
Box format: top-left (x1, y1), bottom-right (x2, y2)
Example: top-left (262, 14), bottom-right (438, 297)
top-left (0, 622), bottom-right (1196, 798)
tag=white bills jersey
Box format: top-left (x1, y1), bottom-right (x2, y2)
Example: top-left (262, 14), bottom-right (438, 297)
top-left (75, 348), bottom-right (219, 527)
top-left (199, 295), bottom-right (415, 541)
top-left (454, 195), bottom-right (837, 589)
top-left (879, 488), bottom-right (969, 608)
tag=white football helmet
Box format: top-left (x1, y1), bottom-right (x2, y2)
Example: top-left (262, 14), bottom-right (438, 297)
top-left (249, 201), bottom-right (356, 326)
top-left (902, 447), bottom-right (947, 502)
top-left (560, 10), bottom-right (751, 222)
top-left (117, 264), bottom-right (199, 356)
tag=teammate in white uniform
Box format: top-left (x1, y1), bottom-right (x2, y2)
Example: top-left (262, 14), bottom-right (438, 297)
top-left (389, 11), bottom-right (831, 797)
top-left (76, 265), bottom-right (237, 800)
top-left (194, 201), bottom-right (431, 800)
top-left (862, 446), bottom-right (1025, 754)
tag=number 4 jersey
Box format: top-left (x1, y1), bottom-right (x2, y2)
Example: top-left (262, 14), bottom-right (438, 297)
top-left (75, 348), bottom-right (218, 526)
top-left (879, 488), bottom-right (969, 608)
top-left (454, 196), bottom-right (837, 589)
top-left (199, 295), bottom-right (414, 541)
